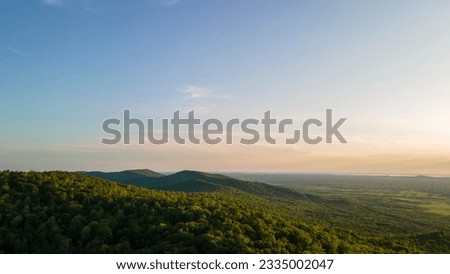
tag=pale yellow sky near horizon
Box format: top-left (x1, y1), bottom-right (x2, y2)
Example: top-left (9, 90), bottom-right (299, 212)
top-left (2, 134), bottom-right (450, 176)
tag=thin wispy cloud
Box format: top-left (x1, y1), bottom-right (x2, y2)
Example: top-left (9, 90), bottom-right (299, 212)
top-left (160, 0), bottom-right (181, 6)
top-left (83, 0), bottom-right (100, 12)
top-left (4, 46), bottom-right (26, 57)
top-left (42, 0), bottom-right (63, 6)
top-left (41, 0), bottom-right (100, 12)
top-left (178, 85), bottom-right (230, 100)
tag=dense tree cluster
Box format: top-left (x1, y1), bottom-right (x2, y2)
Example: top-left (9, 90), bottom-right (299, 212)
top-left (0, 171), bottom-right (447, 253)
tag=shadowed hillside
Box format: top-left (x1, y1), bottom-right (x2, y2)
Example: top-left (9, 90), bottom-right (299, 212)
top-left (86, 169), bottom-right (307, 200)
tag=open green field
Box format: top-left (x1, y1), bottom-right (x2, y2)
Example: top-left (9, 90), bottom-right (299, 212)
top-left (228, 173), bottom-right (450, 238)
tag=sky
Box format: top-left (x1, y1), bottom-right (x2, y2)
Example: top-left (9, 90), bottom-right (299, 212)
top-left (1, 0), bottom-right (450, 175)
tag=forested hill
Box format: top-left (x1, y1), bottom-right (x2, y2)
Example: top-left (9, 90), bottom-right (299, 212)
top-left (83, 169), bottom-right (163, 188)
top-left (0, 171), bottom-right (448, 254)
top-left (85, 169), bottom-right (306, 199)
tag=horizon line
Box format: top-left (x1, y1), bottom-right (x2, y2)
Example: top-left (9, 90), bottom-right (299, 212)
top-left (2, 168), bottom-right (450, 179)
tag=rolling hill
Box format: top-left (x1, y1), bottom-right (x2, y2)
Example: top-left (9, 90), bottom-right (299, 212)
top-left (85, 169), bottom-right (164, 187)
top-left (85, 169), bottom-right (307, 200)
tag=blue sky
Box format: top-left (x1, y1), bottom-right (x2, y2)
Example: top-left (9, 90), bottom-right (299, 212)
top-left (1, 0), bottom-right (450, 174)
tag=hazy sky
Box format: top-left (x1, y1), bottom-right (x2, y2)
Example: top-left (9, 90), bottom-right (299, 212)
top-left (1, 0), bottom-right (449, 175)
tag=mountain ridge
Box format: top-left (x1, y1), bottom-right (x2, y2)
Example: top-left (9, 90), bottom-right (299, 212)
top-left (85, 169), bottom-right (307, 199)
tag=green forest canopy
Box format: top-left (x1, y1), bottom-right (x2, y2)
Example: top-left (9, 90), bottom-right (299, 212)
top-left (0, 171), bottom-right (448, 253)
